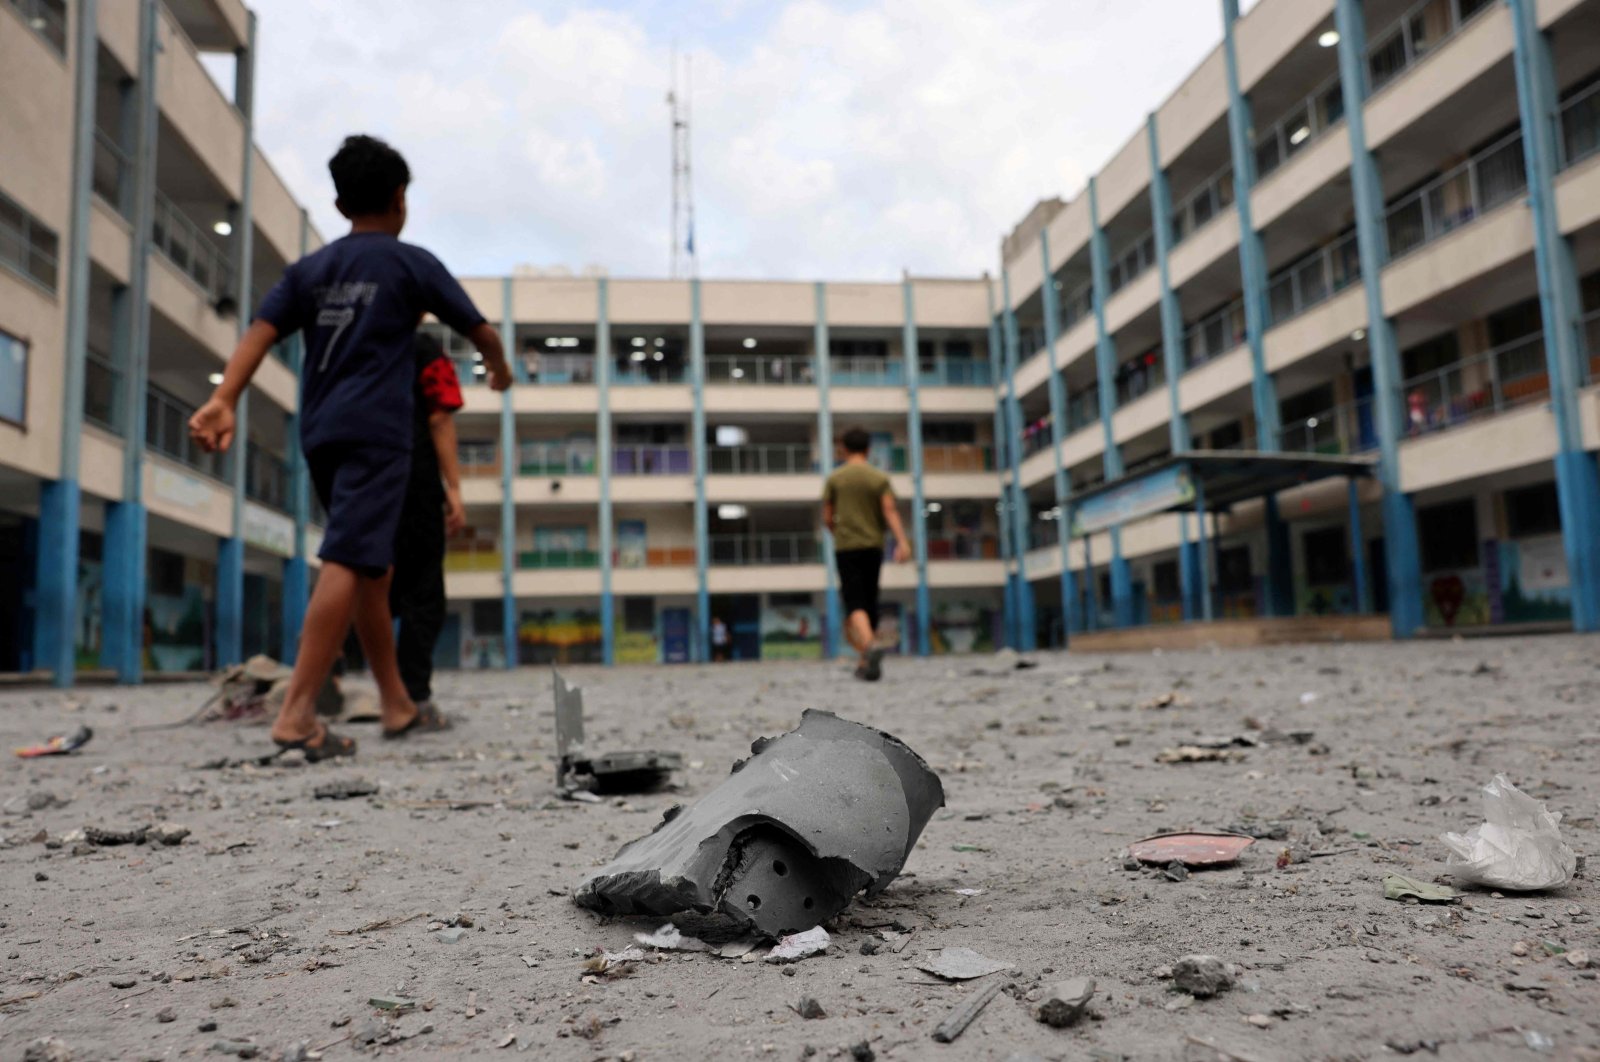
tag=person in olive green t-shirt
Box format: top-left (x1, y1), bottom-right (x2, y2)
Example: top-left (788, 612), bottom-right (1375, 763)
top-left (822, 427), bottom-right (911, 681)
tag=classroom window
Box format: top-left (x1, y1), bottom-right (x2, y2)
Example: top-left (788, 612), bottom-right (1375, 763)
top-left (0, 185), bottom-right (60, 291)
top-left (0, 329), bottom-right (26, 426)
top-left (1153, 560), bottom-right (1180, 601)
top-left (1418, 498), bottom-right (1479, 571)
top-left (470, 600), bottom-right (501, 634)
top-left (1505, 482), bottom-right (1561, 538)
top-left (149, 548), bottom-right (185, 597)
top-left (623, 597), bottom-right (655, 633)
top-left (1217, 545), bottom-right (1253, 592)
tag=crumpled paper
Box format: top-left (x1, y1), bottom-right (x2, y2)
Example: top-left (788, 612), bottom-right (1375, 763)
top-left (1440, 774), bottom-right (1576, 891)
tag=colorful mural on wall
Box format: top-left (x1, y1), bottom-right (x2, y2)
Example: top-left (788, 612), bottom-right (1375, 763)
top-left (147, 587), bottom-right (208, 672)
top-left (517, 609), bottom-right (603, 664)
top-left (929, 600), bottom-right (993, 654)
top-left (760, 604), bottom-right (822, 660)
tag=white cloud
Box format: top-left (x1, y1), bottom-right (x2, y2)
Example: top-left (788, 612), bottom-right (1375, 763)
top-left (242, 0), bottom-right (1233, 280)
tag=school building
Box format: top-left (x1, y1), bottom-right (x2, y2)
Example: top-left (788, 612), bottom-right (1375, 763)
top-left (3, 0), bottom-right (1600, 682)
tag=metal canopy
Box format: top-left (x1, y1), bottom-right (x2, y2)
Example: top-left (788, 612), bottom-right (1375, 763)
top-left (1068, 450), bottom-right (1377, 538)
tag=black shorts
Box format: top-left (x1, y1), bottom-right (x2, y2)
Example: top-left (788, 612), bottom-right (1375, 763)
top-left (306, 444), bottom-right (411, 577)
top-left (835, 547), bottom-right (883, 630)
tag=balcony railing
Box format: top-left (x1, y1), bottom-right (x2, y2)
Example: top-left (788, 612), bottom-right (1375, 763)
top-left (922, 443), bottom-right (994, 473)
top-left (459, 441), bottom-right (499, 476)
top-left (92, 130), bottom-right (133, 218)
top-left (245, 443), bottom-right (289, 511)
top-left (1028, 522), bottom-right (1061, 551)
top-left (1059, 279), bottom-right (1094, 334)
top-left (1065, 387), bottom-right (1101, 435)
top-left (1561, 79), bottom-right (1600, 171)
top-left (1401, 333), bottom-right (1550, 435)
top-left (1384, 130), bottom-right (1526, 263)
top-left (518, 547), bottom-right (599, 569)
top-left (517, 353), bottom-right (595, 385)
top-left (1115, 355), bottom-right (1166, 408)
top-left (1368, 0), bottom-right (1497, 96)
top-left (444, 539), bottom-right (502, 572)
top-left (927, 533), bottom-right (1000, 560)
top-left (708, 354), bottom-right (813, 385)
top-left (1107, 229), bottom-right (1156, 297)
top-left (84, 349), bottom-right (122, 435)
top-left (146, 386), bottom-right (226, 480)
top-left (1184, 297), bottom-right (1246, 369)
top-left (1254, 70), bottom-right (1344, 181)
top-left (709, 532), bottom-right (820, 566)
top-left (1267, 230), bottom-right (1361, 326)
top-left (830, 357), bottom-right (906, 387)
top-left (6, 0), bottom-right (66, 54)
top-left (152, 191), bottom-right (234, 305)
top-left (1276, 397), bottom-right (1377, 455)
top-left (520, 441), bottom-right (596, 476)
top-left (613, 445), bottom-right (691, 475)
top-left (708, 444), bottom-right (814, 475)
top-left (1170, 163), bottom-right (1235, 247)
top-left (919, 357), bottom-right (993, 386)
top-left (614, 361), bottom-right (687, 386)
top-left (1021, 418), bottom-right (1054, 459)
top-left (618, 545), bottom-right (697, 568)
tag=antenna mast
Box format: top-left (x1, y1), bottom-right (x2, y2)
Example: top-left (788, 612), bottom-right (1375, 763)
top-left (668, 51), bottom-right (696, 278)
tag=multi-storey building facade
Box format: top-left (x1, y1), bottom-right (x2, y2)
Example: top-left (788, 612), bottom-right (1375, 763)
top-left (6, 0), bottom-right (1600, 684)
top-left (996, 0), bottom-right (1600, 645)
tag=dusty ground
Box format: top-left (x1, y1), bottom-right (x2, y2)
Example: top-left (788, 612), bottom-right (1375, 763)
top-left (2, 636), bottom-right (1599, 1062)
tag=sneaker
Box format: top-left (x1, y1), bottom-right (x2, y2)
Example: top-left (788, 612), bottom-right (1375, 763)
top-left (863, 647), bottom-right (885, 682)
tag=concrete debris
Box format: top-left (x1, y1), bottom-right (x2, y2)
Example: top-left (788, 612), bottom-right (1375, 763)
top-left (1440, 774), bottom-right (1577, 891)
top-left (765, 927), bottom-right (830, 963)
top-left (23, 1040), bottom-right (72, 1062)
top-left (634, 924), bottom-right (707, 952)
top-left (149, 823), bottom-right (191, 846)
top-left (209, 1041), bottom-right (259, 1058)
top-left (554, 669), bottom-right (682, 796)
top-left (1035, 977), bottom-right (1095, 1027)
top-left (915, 947), bottom-right (1014, 981)
top-left (931, 979), bottom-right (1006, 1043)
top-left (1139, 692), bottom-right (1192, 710)
top-left (312, 779), bottom-right (378, 800)
top-left (574, 710), bottom-right (943, 937)
top-left (84, 825), bottom-right (148, 846)
top-left (1171, 955), bottom-right (1234, 998)
top-left (1157, 746), bottom-right (1246, 764)
top-left (794, 996), bottom-right (826, 1019)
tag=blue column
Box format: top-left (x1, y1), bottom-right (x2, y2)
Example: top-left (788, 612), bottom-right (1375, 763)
top-left (282, 208), bottom-right (312, 664)
top-left (1509, 0), bottom-right (1600, 632)
top-left (1195, 477), bottom-right (1215, 621)
top-left (998, 271), bottom-right (1037, 650)
top-left (596, 278), bottom-right (615, 665)
top-left (35, 0), bottom-right (99, 685)
top-left (1219, 0), bottom-right (1280, 451)
top-left (215, 9), bottom-right (258, 668)
top-left (902, 278), bottom-right (932, 656)
top-left (1348, 478), bottom-right (1370, 614)
top-left (1334, 0), bottom-right (1423, 638)
top-left (1086, 178), bottom-right (1134, 628)
top-left (1037, 232), bottom-right (1081, 637)
top-left (1146, 114), bottom-right (1203, 623)
top-left (1263, 495), bottom-right (1294, 616)
top-left (499, 277), bottom-right (519, 668)
top-left (101, 0), bottom-right (159, 682)
top-left (984, 291), bottom-right (1019, 648)
top-left (815, 282), bottom-right (842, 660)
top-left (1180, 515), bottom-right (1204, 620)
top-left (690, 278), bottom-right (710, 661)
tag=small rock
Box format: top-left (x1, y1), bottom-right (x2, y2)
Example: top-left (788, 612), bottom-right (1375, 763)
top-left (1035, 977), bottom-right (1095, 1027)
top-left (1244, 1013), bottom-right (1272, 1028)
top-left (795, 996), bottom-right (825, 1019)
top-left (1163, 861), bottom-right (1189, 883)
top-left (110, 977), bottom-right (137, 989)
top-left (23, 1038), bottom-right (71, 1062)
top-left (859, 939), bottom-right (880, 956)
top-left (34, 871), bottom-right (48, 882)
top-left (434, 927), bottom-right (467, 944)
top-left (156, 1007), bottom-right (177, 1023)
top-left (1121, 856), bottom-right (1140, 871)
top-left (149, 823), bottom-right (191, 846)
top-left (1513, 941), bottom-right (1530, 957)
top-left (1172, 955), bottom-right (1233, 999)
top-left (1567, 949), bottom-right (1591, 969)
top-left (199, 1021), bottom-right (218, 1032)
top-left (210, 1042), bottom-right (258, 1059)
top-left (849, 1043), bottom-right (875, 1062)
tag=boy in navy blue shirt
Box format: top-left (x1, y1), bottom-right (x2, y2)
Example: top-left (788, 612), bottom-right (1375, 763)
top-left (190, 134), bottom-right (510, 760)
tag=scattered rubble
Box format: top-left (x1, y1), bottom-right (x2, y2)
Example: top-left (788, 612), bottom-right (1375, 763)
top-left (554, 669), bottom-right (682, 796)
top-left (1171, 955), bottom-right (1233, 998)
top-left (1383, 874), bottom-right (1458, 904)
top-left (1035, 977), bottom-right (1095, 1027)
top-left (915, 947), bottom-right (1014, 981)
top-left (931, 979), bottom-right (1006, 1043)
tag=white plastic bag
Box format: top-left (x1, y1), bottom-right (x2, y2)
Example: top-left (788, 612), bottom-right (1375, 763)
top-left (1440, 774), bottom-right (1576, 891)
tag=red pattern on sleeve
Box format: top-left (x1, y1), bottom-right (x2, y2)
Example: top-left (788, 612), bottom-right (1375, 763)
top-left (419, 356), bottom-right (464, 415)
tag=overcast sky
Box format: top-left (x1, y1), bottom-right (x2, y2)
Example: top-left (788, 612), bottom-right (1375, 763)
top-left (236, 0), bottom-right (1256, 281)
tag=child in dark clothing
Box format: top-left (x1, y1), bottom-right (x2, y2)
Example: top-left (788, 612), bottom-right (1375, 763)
top-left (189, 135), bottom-right (511, 760)
top-left (387, 331), bottom-right (465, 724)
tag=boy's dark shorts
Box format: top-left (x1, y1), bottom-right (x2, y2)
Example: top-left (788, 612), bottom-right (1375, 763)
top-left (306, 444), bottom-right (411, 577)
top-left (835, 547), bottom-right (883, 630)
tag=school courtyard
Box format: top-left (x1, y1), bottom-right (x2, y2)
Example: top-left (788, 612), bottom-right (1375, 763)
top-left (1, 635), bottom-right (1597, 1060)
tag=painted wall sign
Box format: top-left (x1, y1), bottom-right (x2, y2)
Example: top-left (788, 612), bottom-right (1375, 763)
top-left (243, 501), bottom-right (294, 557)
top-left (1069, 464), bottom-right (1194, 537)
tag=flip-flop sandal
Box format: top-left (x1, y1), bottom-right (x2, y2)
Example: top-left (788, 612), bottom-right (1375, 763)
top-left (382, 701), bottom-right (452, 739)
top-left (273, 723), bottom-right (357, 762)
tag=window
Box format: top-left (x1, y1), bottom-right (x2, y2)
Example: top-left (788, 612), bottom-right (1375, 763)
top-left (0, 185), bottom-right (59, 292)
top-left (471, 600), bottom-right (501, 634)
top-left (1487, 298), bottom-right (1542, 346)
top-left (1418, 498), bottom-right (1479, 571)
top-left (0, 329), bottom-right (25, 426)
top-left (1505, 482), bottom-right (1561, 539)
top-left (1217, 545), bottom-right (1253, 591)
top-left (623, 597), bottom-right (655, 633)
top-left (1303, 527), bottom-right (1350, 584)
top-left (1401, 331), bottom-right (1460, 380)
top-left (149, 548), bottom-right (185, 597)
top-left (1153, 560), bottom-right (1181, 601)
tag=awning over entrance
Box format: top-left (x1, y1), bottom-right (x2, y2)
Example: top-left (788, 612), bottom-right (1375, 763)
top-left (1067, 450), bottom-right (1377, 537)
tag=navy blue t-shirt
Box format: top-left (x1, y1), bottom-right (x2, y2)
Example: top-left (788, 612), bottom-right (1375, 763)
top-left (256, 232), bottom-right (485, 453)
